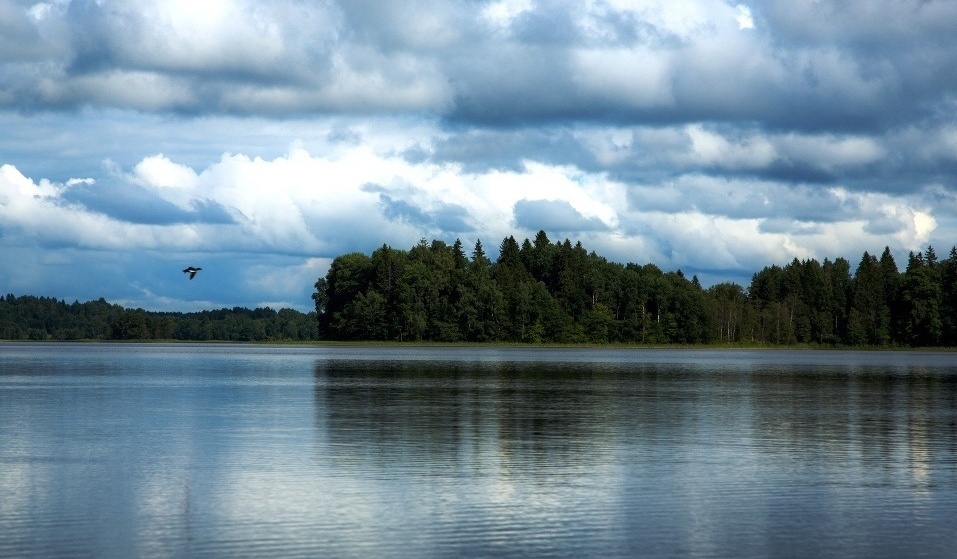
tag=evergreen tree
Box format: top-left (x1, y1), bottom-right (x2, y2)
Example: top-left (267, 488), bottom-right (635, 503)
top-left (528, 230), bottom-right (555, 285)
top-left (878, 247), bottom-right (901, 340)
top-left (940, 247), bottom-right (957, 346)
top-left (458, 239), bottom-right (503, 341)
top-left (452, 238), bottom-right (468, 270)
top-left (899, 251), bottom-right (943, 346)
top-left (850, 252), bottom-right (891, 345)
top-left (824, 258), bottom-right (852, 344)
top-left (471, 239), bottom-right (490, 268)
top-left (748, 264), bottom-right (785, 344)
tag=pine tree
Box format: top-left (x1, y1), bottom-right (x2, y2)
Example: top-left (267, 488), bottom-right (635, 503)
top-left (850, 252), bottom-right (891, 345)
top-left (940, 247), bottom-right (957, 346)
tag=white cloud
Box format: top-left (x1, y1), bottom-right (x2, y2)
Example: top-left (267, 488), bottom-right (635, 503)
top-left (28, 1), bottom-right (65, 22)
top-left (888, 206), bottom-right (937, 251)
top-left (4, 131), bottom-right (943, 276)
top-left (106, 0), bottom-right (311, 76)
top-left (0, 163), bottom-right (59, 199)
top-left (684, 124), bottom-right (776, 168)
top-left (572, 47), bottom-right (674, 108)
top-left (0, 165), bottom-right (138, 249)
top-left (483, 0), bottom-right (534, 30)
top-left (134, 154), bottom-right (199, 189)
top-left (736, 5), bottom-right (754, 30)
top-left (595, 0), bottom-right (729, 38)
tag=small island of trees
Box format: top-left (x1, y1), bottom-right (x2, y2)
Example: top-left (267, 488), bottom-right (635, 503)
top-left (314, 232), bottom-right (957, 347)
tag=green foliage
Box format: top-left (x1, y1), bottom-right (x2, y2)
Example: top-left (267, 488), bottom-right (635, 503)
top-left (314, 236), bottom-right (957, 347)
top-left (899, 254), bottom-right (942, 346)
top-left (0, 294), bottom-right (317, 342)
top-left (941, 247), bottom-right (957, 346)
top-left (7, 239), bottom-right (956, 348)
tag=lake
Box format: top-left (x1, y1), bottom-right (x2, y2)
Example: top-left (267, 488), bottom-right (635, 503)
top-left (1, 343), bottom-right (955, 558)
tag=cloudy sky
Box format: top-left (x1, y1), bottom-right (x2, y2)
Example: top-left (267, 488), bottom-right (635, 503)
top-left (2, 0), bottom-right (957, 312)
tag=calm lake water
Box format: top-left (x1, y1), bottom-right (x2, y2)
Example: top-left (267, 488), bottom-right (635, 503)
top-left (1, 343), bottom-right (955, 558)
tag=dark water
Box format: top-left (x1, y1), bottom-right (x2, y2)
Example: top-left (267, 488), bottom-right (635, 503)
top-left (1, 344), bottom-right (956, 558)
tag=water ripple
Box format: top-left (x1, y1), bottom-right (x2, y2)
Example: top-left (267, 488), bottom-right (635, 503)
top-left (2, 346), bottom-right (956, 558)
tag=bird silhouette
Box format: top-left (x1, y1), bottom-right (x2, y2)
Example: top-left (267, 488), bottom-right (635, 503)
top-left (183, 267), bottom-right (202, 279)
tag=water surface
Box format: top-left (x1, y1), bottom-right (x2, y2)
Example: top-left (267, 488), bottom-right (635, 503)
top-left (1, 343), bottom-right (956, 558)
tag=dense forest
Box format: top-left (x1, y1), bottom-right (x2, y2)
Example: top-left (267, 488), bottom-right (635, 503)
top-left (4, 231), bottom-right (956, 346)
top-left (0, 295), bottom-right (317, 341)
top-left (314, 232), bottom-right (957, 347)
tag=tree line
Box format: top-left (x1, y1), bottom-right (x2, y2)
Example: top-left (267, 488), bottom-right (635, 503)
top-left (0, 295), bottom-right (317, 341)
top-left (314, 232), bottom-right (957, 347)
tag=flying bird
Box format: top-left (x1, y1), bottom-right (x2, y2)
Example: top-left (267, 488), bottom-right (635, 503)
top-left (183, 266), bottom-right (202, 279)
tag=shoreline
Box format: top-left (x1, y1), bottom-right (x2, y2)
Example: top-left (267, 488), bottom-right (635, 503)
top-left (3, 338), bottom-right (955, 352)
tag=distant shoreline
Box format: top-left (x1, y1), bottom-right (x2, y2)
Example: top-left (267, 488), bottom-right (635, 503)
top-left (3, 338), bottom-right (954, 352)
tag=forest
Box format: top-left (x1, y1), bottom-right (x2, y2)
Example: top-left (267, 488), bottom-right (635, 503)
top-left (0, 295), bottom-right (317, 342)
top-left (4, 231), bottom-right (955, 346)
top-left (314, 232), bottom-right (957, 347)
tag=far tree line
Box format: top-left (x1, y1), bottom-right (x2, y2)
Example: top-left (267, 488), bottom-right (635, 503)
top-left (0, 295), bottom-right (317, 342)
top-left (314, 232), bottom-right (957, 347)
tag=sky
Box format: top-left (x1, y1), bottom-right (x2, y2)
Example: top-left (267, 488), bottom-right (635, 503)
top-left (2, 0), bottom-right (957, 312)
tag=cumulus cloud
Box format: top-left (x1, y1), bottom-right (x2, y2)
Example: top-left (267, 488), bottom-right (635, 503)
top-left (134, 154), bottom-right (199, 190)
top-left (2, 0), bottom-right (957, 310)
top-left (0, 0), bottom-right (950, 130)
top-left (2, 117), bottom-right (949, 310)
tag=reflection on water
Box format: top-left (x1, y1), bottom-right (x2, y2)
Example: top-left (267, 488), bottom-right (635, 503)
top-left (1, 344), bottom-right (956, 558)
top-left (312, 356), bottom-right (957, 558)
top-left (316, 358), bottom-right (957, 483)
